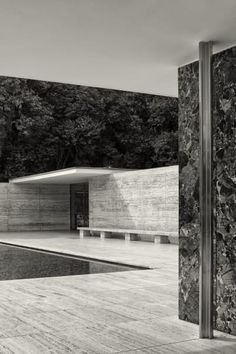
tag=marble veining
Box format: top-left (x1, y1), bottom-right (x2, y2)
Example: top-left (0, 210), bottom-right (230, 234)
top-left (178, 46), bottom-right (236, 336)
top-left (213, 46), bottom-right (236, 335)
top-left (178, 61), bottom-right (200, 324)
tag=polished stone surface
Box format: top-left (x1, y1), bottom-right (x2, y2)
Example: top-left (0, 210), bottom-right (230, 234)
top-left (0, 243), bottom-right (135, 281)
top-left (178, 61), bottom-right (200, 324)
top-left (0, 231), bottom-right (177, 269)
top-left (0, 233), bottom-right (235, 353)
top-left (178, 46), bottom-right (236, 336)
top-left (213, 46), bottom-right (236, 335)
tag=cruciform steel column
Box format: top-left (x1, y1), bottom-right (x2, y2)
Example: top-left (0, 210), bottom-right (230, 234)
top-left (199, 41), bottom-right (213, 339)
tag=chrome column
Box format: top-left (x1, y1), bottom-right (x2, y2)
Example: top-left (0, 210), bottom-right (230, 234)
top-left (199, 41), bottom-right (213, 339)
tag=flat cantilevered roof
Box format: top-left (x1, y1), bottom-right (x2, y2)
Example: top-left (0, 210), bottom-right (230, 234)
top-left (9, 167), bottom-right (135, 184)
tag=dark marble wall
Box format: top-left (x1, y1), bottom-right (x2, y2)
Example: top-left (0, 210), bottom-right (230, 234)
top-left (178, 61), bottom-right (200, 324)
top-left (178, 46), bottom-right (236, 335)
top-left (213, 46), bottom-right (236, 335)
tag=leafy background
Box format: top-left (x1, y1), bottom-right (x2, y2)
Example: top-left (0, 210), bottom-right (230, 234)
top-left (0, 76), bottom-right (178, 181)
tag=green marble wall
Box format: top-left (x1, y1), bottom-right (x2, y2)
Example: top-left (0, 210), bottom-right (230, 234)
top-left (178, 61), bottom-right (200, 324)
top-left (179, 46), bottom-right (236, 335)
top-left (213, 46), bottom-right (236, 335)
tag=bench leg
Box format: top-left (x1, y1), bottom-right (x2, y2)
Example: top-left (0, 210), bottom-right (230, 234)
top-left (125, 233), bottom-right (131, 241)
top-left (100, 231), bottom-right (111, 239)
top-left (154, 235), bottom-right (169, 244)
top-left (79, 230), bottom-right (90, 238)
top-left (125, 233), bottom-right (138, 241)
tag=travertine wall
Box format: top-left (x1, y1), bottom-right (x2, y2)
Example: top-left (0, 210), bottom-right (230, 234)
top-left (89, 166), bottom-right (178, 235)
top-left (0, 184), bottom-right (70, 231)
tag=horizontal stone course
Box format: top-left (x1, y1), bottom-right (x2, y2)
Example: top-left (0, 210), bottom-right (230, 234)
top-left (89, 166), bottom-right (179, 237)
top-left (0, 183), bottom-right (70, 231)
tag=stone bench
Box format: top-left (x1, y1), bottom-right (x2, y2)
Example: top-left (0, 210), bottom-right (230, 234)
top-left (77, 227), bottom-right (178, 244)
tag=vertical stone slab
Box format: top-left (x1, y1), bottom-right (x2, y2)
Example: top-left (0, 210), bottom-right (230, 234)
top-left (8, 184), bottom-right (41, 231)
top-left (179, 46), bottom-right (236, 336)
top-left (213, 46), bottom-right (236, 335)
top-left (4, 183), bottom-right (70, 231)
top-left (178, 61), bottom-right (200, 324)
top-left (39, 184), bottom-right (70, 230)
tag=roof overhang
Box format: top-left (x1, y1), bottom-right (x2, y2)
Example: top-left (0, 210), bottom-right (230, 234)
top-left (9, 167), bottom-right (135, 184)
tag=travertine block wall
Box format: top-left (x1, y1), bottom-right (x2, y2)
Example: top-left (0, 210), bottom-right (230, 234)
top-left (89, 166), bottom-right (178, 234)
top-left (0, 184), bottom-right (70, 231)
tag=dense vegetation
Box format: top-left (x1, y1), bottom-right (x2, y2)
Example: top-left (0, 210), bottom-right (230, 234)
top-left (0, 76), bottom-right (178, 181)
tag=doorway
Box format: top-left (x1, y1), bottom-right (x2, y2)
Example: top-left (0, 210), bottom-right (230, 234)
top-left (70, 183), bottom-right (89, 230)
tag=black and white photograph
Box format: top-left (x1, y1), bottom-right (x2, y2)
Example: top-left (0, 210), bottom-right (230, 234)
top-left (0, 1), bottom-right (235, 353)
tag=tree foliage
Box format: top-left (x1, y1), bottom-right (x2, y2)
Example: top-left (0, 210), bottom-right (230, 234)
top-left (0, 76), bottom-right (178, 181)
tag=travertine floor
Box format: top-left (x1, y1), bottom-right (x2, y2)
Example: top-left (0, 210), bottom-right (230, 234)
top-left (0, 231), bottom-right (177, 269)
top-left (0, 232), bottom-right (235, 353)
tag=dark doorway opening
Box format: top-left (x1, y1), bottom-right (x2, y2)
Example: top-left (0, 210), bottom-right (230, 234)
top-left (70, 183), bottom-right (89, 230)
